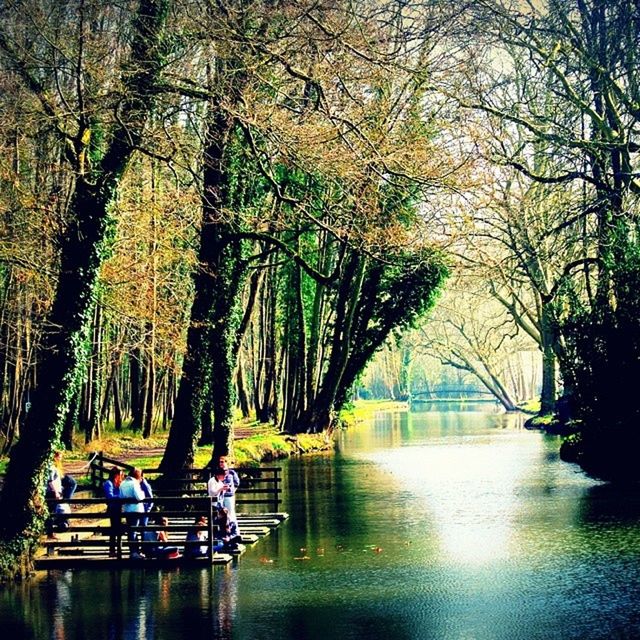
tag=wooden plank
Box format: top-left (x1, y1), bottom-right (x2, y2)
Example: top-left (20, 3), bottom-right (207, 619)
top-left (35, 554), bottom-right (234, 569)
top-left (37, 487), bottom-right (290, 569)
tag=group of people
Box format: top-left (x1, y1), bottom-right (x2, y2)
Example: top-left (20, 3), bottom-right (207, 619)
top-left (102, 455), bottom-right (241, 559)
top-left (181, 457), bottom-right (242, 557)
top-left (103, 466), bottom-right (154, 558)
top-left (184, 507), bottom-right (242, 558)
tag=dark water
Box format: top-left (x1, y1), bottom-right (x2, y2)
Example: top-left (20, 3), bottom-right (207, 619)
top-left (3, 407), bottom-right (640, 640)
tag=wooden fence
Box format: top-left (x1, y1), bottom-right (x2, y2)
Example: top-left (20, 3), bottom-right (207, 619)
top-left (88, 451), bottom-right (282, 509)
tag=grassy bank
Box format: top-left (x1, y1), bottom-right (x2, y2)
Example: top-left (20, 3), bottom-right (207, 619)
top-left (340, 399), bottom-right (408, 428)
top-left (0, 422), bottom-right (333, 476)
top-left (1, 402), bottom-right (410, 474)
top-left (122, 432), bottom-right (333, 470)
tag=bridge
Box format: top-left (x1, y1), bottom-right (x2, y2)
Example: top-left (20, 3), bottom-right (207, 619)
top-left (409, 387), bottom-right (496, 403)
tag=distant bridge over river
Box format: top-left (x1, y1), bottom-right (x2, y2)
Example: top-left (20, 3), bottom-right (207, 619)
top-left (409, 387), bottom-right (497, 404)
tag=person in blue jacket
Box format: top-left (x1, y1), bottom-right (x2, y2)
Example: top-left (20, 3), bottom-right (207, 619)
top-left (140, 472), bottom-right (154, 527)
top-left (103, 466), bottom-right (124, 557)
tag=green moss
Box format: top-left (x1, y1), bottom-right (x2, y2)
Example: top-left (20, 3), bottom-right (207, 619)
top-left (528, 413), bottom-right (555, 427)
top-left (0, 526), bottom-right (41, 584)
top-left (518, 399), bottom-right (541, 414)
top-left (344, 399), bottom-right (408, 425)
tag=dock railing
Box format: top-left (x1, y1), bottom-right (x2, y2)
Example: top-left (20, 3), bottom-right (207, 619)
top-left (89, 451), bottom-right (282, 510)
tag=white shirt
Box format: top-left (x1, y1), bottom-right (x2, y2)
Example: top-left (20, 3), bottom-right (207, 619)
top-left (207, 477), bottom-right (225, 503)
top-left (119, 476), bottom-right (145, 513)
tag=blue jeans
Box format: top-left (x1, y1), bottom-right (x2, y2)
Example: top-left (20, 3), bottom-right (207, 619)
top-left (62, 475), bottom-right (77, 500)
top-left (125, 513), bottom-right (143, 554)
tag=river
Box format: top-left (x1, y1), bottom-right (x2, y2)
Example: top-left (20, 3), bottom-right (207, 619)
top-left (3, 405), bottom-right (640, 639)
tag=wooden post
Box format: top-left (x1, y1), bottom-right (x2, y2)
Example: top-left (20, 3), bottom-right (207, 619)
top-left (273, 468), bottom-right (280, 509)
top-left (208, 496), bottom-right (214, 564)
top-left (117, 506), bottom-right (123, 560)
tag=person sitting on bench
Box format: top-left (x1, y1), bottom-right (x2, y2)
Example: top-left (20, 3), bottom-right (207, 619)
top-left (142, 516), bottom-right (179, 559)
top-left (184, 515), bottom-right (208, 558)
top-left (213, 507), bottom-right (242, 553)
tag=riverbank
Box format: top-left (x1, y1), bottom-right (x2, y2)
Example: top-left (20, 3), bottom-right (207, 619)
top-left (340, 399), bottom-right (408, 427)
top-left (97, 401), bottom-right (405, 469)
top-left (0, 426), bottom-right (332, 480)
top-left (72, 429), bottom-right (333, 474)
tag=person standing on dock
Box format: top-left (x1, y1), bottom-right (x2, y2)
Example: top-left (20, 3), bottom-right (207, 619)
top-left (45, 450), bottom-right (76, 538)
top-left (47, 450), bottom-right (77, 501)
top-left (216, 456), bottom-right (240, 524)
top-left (103, 467), bottom-right (124, 557)
top-left (207, 468), bottom-right (227, 509)
top-left (119, 468), bottom-right (146, 559)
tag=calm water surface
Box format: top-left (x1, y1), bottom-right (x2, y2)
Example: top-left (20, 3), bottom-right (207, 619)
top-left (3, 407), bottom-right (640, 639)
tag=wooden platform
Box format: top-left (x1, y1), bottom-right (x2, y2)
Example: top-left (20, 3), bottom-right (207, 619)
top-left (35, 512), bottom-right (289, 571)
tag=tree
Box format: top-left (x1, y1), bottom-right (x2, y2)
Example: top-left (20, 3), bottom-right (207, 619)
top-left (0, 0), bottom-right (171, 581)
top-left (418, 286), bottom-right (538, 411)
top-left (159, 0), bottom-right (456, 469)
top-left (463, 0), bottom-right (640, 477)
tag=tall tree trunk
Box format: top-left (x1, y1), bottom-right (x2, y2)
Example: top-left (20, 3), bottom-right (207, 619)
top-left (160, 101), bottom-right (238, 472)
top-left (255, 261), bottom-right (277, 424)
top-left (112, 368), bottom-right (123, 432)
top-left (306, 253), bottom-right (365, 433)
top-left (539, 306), bottom-right (557, 414)
top-left (142, 349), bottom-right (155, 438)
top-left (279, 262), bottom-right (307, 434)
top-left (236, 359), bottom-right (251, 419)
top-left (128, 347), bottom-right (143, 431)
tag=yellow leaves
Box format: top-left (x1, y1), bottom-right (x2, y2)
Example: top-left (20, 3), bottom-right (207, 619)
top-left (80, 128), bottom-right (91, 147)
top-left (98, 155), bottom-right (200, 355)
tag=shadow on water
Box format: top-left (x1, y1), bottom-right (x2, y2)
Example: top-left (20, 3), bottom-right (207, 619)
top-left (577, 482), bottom-right (640, 526)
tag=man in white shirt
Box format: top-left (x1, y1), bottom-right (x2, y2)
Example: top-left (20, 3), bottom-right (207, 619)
top-left (119, 468), bottom-right (146, 559)
top-left (207, 468), bottom-right (226, 509)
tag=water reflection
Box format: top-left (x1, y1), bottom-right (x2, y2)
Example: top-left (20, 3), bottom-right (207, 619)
top-left (361, 411), bottom-right (537, 565)
top-left (410, 401), bottom-right (503, 413)
top-left (3, 407), bottom-right (640, 640)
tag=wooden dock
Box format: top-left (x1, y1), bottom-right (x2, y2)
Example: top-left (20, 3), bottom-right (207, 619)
top-left (35, 512), bottom-right (288, 570)
top-left (36, 454), bottom-right (287, 571)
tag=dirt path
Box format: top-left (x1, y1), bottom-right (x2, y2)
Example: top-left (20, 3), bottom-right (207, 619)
top-left (62, 447), bottom-right (165, 477)
top-left (62, 425), bottom-right (274, 477)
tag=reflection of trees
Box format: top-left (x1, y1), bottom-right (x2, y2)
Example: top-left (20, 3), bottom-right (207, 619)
top-left (214, 566), bottom-right (238, 638)
top-left (107, 572), bottom-right (124, 640)
top-left (577, 484), bottom-right (640, 529)
top-left (124, 571), bottom-right (155, 639)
